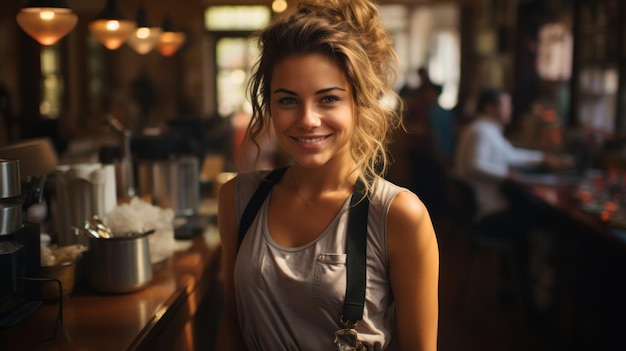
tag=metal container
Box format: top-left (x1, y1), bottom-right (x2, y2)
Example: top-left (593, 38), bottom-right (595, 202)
top-left (40, 260), bottom-right (77, 301)
top-left (0, 203), bottom-right (22, 235)
top-left (136, 156), bottom-right (199, 216)
top-left (0, 159), bottom-right (20, 199)
top-left (87, 231), bottom-right (154, 294)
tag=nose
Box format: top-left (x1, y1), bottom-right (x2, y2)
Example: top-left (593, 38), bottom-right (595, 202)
top-left (297, 104), bottom-right (321, 130)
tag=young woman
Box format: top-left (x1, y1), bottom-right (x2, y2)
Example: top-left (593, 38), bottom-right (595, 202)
top-left (216, 0), bottom-right (439, 350)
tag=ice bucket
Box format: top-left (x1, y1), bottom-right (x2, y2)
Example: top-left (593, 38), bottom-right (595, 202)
top-left (87, 231), bottom-right (154, 294)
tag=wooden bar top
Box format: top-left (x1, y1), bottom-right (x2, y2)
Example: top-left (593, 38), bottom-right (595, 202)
top-left (0, 228), bottom-right (221, 351)
top-left (512, 171), bottom-right (626, 249)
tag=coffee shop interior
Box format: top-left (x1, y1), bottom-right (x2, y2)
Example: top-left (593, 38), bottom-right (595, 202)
top-left (1, 0), bottom-right (625, 349)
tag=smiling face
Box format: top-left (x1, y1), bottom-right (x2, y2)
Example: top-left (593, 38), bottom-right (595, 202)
top-left (270, 53), bottom-right (355, 169)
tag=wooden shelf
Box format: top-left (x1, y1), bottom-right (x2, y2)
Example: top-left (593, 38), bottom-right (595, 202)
top-left (572, 0), bottom-right (626, 131)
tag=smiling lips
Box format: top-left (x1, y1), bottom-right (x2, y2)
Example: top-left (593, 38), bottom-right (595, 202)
top-left (294, 135), bottom-right (330, 143)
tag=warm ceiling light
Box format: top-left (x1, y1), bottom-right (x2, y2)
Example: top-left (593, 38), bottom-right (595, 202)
top-left (157, 32), bottom-right (186, 57)
top-left (272, 0), bottom-right (288, 13)
top-left (126, 5), bottom-right (162, 55)
top-left (16, 0), bottom-right (78, 46)
top-left (157, 18), bottom-right (186, 57)
top-left (89, 0), bottom-right (136, 50)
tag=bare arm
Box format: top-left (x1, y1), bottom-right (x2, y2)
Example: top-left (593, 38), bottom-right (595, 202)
top-left (387, 191), bottom-right (439, 351)
top-left (215, 177), bottom-right (248, 351)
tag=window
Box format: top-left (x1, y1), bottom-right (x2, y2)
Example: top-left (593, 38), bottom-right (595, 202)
top-left (215, 37), bottom-right (258, 117)
top-left (205, 6), bottom-right (271, 117)
top-left (205, 6), bottom-right (271, 31)
top-left (380, 4), bottom-right (461, 109)
top-left (40, 46), bottom-right (63, 119)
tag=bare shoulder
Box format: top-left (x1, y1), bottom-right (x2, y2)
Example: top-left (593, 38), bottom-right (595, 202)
top-left (218, 176), bottom-right (237, 221)
top-left (218, 176), bottom-right (239, 251)
top-left (218, 175), bottom-right (237, 204)
top-left (388, 190), bottom-right (430, 231)
top-left (386, 190), bottom-right (437, 254)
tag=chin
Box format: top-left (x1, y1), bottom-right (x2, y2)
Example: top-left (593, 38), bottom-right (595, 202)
top-left (291, 156), bottom-right (329, 169)
top-left (293, 161), bottom-right (326, 169)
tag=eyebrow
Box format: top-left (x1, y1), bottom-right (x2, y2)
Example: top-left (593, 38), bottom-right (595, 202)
top-left (272, 87), bottom-right (347, 95)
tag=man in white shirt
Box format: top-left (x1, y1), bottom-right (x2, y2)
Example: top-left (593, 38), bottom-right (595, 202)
top-left (454, 88), bottom-right (551, 237)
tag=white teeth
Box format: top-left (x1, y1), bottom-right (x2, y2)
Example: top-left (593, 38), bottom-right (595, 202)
top-left (297, 136), bottom-right (326, 143)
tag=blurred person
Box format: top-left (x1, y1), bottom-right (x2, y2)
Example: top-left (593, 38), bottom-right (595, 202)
top-left (400, 67), bottom-right (435, 144)
top-left (454, 87), bottom-right (570, 238)
top-left (215, 0), bottom-right (439, 350)
top-left (427, 84), bottom-right (456, 167)
top-left (454, 87), bottom-right (574, 311)
top-left (397, 68), bottom-right (447, 220)
top-left (399, 66), bottom-right (431, 98)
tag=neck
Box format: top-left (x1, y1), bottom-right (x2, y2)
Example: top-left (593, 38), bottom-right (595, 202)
top-left (289, 164), bottom-right (357, 206)
top-left (479, 114), bottom-right (504, 127)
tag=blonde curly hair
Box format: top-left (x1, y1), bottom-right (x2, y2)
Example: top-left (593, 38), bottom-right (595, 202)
top-left (246, 0), bottom-right (402, 191)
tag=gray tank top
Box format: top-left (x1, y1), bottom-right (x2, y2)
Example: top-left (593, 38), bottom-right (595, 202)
top-left (234, 171), bottom-right (406, 351)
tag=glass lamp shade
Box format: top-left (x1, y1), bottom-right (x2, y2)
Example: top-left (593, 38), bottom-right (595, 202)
top-left (16, 7), bottom-right (77, 45)
top-left (157, 31), bottom-right (186, 56)
top-left (89, 19), bottom-right (137, 50)
top-left (126, 27), bottom-right (163, 55)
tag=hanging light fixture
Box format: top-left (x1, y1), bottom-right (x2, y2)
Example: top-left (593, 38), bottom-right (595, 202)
top-left (16, 0), bottom-right (78, 46)
top-left (126, 5), bottom-right (162, 55)
top-left (157, 17), bottom-right (186, 57)
top-left (89, 0), bottom-right (136, 50)
top-left (272, 0), bottom-right (288, 13)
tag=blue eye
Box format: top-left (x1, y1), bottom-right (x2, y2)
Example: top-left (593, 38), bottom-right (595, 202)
top-left (279, 97), bottom-right (297, 105)
top-left (321, 96), bottom-right (339, 103)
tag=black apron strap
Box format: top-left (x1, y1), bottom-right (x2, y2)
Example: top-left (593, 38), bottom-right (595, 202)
top-left (237, 167), bottom-right (288, 251)
top-left (342, 178), bottom-right (369, 326)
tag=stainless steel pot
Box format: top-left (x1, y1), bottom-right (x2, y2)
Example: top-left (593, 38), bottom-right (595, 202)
top-left (87, 231), bottom-right (154, 293)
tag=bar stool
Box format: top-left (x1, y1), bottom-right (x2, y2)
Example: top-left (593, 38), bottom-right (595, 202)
top-left (447, 177), bottom-right (523, 314)
top-left (462, 223), bottom-right (522, 312)
top-left (444, 175), bottom-right (478, 242)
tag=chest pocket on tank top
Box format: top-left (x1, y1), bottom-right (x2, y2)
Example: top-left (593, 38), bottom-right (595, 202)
top-left (313, 253), bottom-right (347, 311)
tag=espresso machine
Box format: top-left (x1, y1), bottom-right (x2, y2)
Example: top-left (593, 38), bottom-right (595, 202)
top-left (0, 138), bottom-right (58, 328)
top-left (0, 159), bottom-right (42, 328)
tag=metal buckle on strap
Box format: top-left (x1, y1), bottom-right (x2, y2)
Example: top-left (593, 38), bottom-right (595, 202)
top-left (340, 315), bottom-right (358, 329)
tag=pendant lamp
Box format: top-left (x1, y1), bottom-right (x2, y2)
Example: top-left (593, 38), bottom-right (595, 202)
top-left (157, 17), bottom-right (186, 57)
top-left (16, 0), bottom-right (78, 46)
top-left (89, 0), bottom-right (136, 50)
top-left (126, 5), bottom-right (162, 55)
top-left (272, 0), bottom-right (289, 13)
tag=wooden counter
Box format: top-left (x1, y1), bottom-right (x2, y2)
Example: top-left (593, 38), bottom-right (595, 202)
top-left (506, 173), bottom-right (626, 350)
top-left (0, 229), bottom-right (222, 351)
top-left (513, 171), bottom-right (626, 249)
